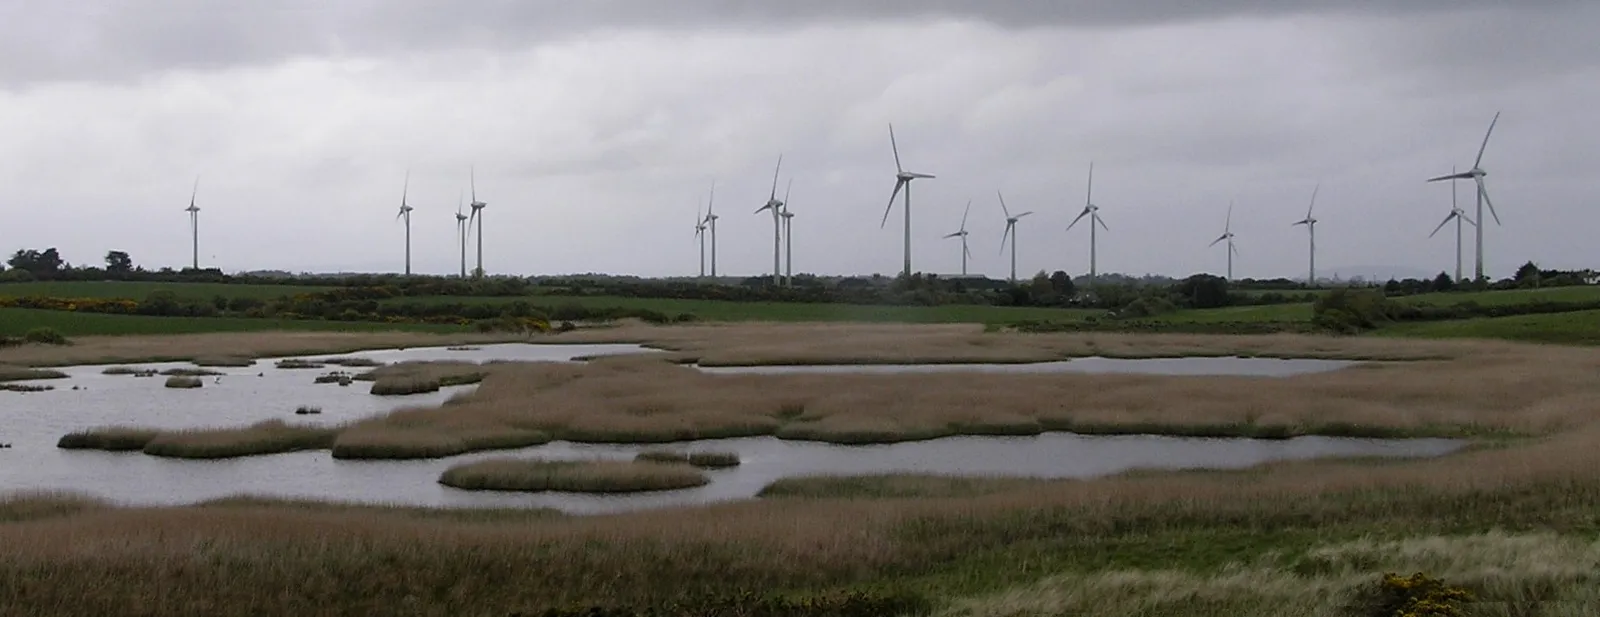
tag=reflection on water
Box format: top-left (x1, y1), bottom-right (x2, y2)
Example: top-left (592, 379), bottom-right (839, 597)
top-left (0, 343), bottom-right (1456, 515)
top-left (693, 356), bottom-right (1360, 377)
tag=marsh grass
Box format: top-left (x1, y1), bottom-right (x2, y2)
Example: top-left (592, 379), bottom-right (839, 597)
top-left (635, 449), bottom-right (690, 464)
top-left (0, 365), bottom-right (67, 382)
top-left (438, 458), bottom-right (710, 493)
top-left (322, 357), bottom-right (384, 367)
top-left (164, 375), bottom-right (203, 388)
top-left (360, 360), bottom-right (489, 396)
top-left (688, 451), bottom-right (741, 468)
top-left (0, 491), bottom-right (107, 522)
top-left (369, 375), bottom-right (441, 395)
top-left (56, 426), bottom-right (160, 450)
top-left (159, 367), bottom-right (224, 377)
top-left (141, 420), bottom-right (341, 459)
top-left (193, 356), bottom-right (254, 367)
top-left (0, 330), bottom-right (515, 368)
top-left (758, 474), bottom-right (1051, 499)
top-left (100, 366), bottom-right (154, 376)
top-left (274, 359), bottom-right (325, 369)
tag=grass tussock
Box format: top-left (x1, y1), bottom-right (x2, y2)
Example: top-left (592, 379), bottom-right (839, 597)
top-left (100, 366), bottom-right (155, 376)
top-left (0, 365), bottom-right (68, 382)
top-left (192, 356), bottom-right (254, 367)
top-left (322, 357), bottom-right (384, 367)
top-left (56, 426), bottom-right (161, 451)
top-left (164, 375), bottom-right (203, 388)
top-left (140, 420), bottom-right (341, 459)
top-left (687, 451), bottom-right (741, 468)
top-left (758, 474), bottom-right (1051, 499)
top-left (159, 367), bottom-right (224, 377)
top-left (361, 360), bottom-right (490, 396)
top-left (438, 458), bottom-right (711, 493)
top-left (635, 449), bottom-right (689, 464)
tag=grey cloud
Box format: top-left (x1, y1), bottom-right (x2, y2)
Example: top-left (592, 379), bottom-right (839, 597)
top-left (1, 0), bottom-right (1589, 85)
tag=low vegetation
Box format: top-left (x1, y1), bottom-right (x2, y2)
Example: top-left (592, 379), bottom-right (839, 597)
top-left (0, 329), bottom-right (515, 368)
top-left (164, 375), bottom-right (203, 388)
top-left (359, 360), bottom-right (490, 396)
top-left (55, 427), bottom-right (161, 451)
top-left (140, 420), bottom-right (340, 459)
top-left (438, 458), bottom-right (711, 493)
top-left (0, 365), bottom-right (67, 382)
top-left (687, 451), bottom-right (742, 468)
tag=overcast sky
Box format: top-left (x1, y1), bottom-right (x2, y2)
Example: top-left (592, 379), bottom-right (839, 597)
top-left (1, 1), bottom-right (1595, 281)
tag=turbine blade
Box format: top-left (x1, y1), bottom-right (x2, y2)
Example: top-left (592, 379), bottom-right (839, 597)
top-left (1225, 202), bottom-right (1233, 232)
top-left (1461, 212), bottom-right (1478, 227)
top-left (889, 123), bottom-right (903, 172)
top-left (999, 223), bottom-right (1012, 254)
top-left (1475, 111), bottom-right (1500, 169)
top-left (960, 199), bottom-right (971, 231)
top-left (1067, 208), bottom-right (1089, 231)
top-left (997, 190), bottom-right (1011, 218)
top-left (964, 243), bottom-right (972, 261)
top-left (943, 231), bottom-right (962, 239)
top-left (1428, 212), bottom-right (1455, 238)
top-left (402, 168), bottom-right (410, 207)
top-left (1451, 165), bottom-right (1458, 210)
top-left (1427, 172), bottom-right (1475, 182)
top-left (783, 177), bottom-right (793, 212)
top-left (470, 165), bottom-right (476, 202)
top-left (708, 179), bottom-right (716, 216)
top-left (1016, 211), bottom-right (1033, 218)
top-left (1085, 161), bottom-right (1094, 207)
top-left (770, 154), bottom-right (783, 200)
top-left (755, 204), bottom-right (772, 214)
top-left (1210, 234), bottom-right (1226, 247)
top-left (1231, 242), bottom-right (1240, 257)
top-left (1307, 183), bottom-right (1319, 218)
top-left (1479, 180), bottom-right (1501, 226)
top-left (881, 179), bottom-right (905, 228)
top-left (1096, 214), bottom-right (1109, 231)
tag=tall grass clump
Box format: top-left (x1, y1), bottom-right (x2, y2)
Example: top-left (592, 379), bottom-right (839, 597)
top-left (160, 367), bottom-right (224, 377)
top-left (164, 376), bottom-right (203, 389)
top-left (140, 420), bottom-right (341, 459)
top-left (193, 356), bottom-right (254, 367)
top-left (687, 451), bottom-right (741, 468)
top-left (439, 458), bottom-right (710, 493)
top-left (0, 491), bottom-right (106, 522)
top-left (0, 365), bottom-right (67, 382)
top-left (56, 426), bottom-right (160, 451)
top-left (369, 375), bottom-right (440, 395)
top-left (635, 449), bottom-right (690, 464)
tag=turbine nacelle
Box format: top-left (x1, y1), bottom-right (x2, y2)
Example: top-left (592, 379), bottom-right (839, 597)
top-left (897, 171), bottom-right (935, 181)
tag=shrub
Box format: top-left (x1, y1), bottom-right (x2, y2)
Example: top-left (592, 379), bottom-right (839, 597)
top-left (687, 451), bottom-right (741, 468)
top-left (164, 376), bottom-right (203, 389)
top-left (57, 427), bottom-right (160, 451)
top-left (635, 449), bottom-right (690, 464)
top-left (1313, 287), bottom-right (1395, 333)
top-left (22, 327), bottom-right (68, 346)
top-left (1351, 571), bottom-right (1473, 617)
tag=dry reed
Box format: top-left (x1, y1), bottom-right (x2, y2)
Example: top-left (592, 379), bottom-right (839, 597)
top-left (163, 375), bottom-right (202, 388)
top-left (56, 426), bottom-right (160, 450)
top-left (140, 420), bottom-right (340, 459)
top-left (438, 458), bottom-right (710, 493)
top-left (0, 330), bottom-right (517, 368)
top-left (0, 365), bottom-right (67, 382)
top-left (687, 451), bottom-right (741, 468)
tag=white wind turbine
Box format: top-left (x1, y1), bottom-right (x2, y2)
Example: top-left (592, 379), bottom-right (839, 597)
top-left (1066, 162), bottom-right (1109, 280)
top-left (1429, 165), bottom-right (1478, 283)
top-left (754, 155), bottom-right (785, 286)
top-left (780, 180), bottom-right (795, 286)
top-left (1209, 202), bottom-right (1239, 280)
top-left (694, 200), bottom-right (708, 278)
top-left (702, 181), bottom-right (720, 278)
top-left (1290, 184), bottom-right (1319, 285)
top-left (996, 191), bottom-right (1033, 283)
top-left (183, 176), bottom-right (200, 270)
top-left (1426, 111), bottom-right (1503, 282)
top-left (466, 167), bottom-right (487, 279)
top-left (395, 170), bottom-right (414, 276)
top-left (942, 200), bottom-right (973, 276)
top-left (454, 191), bottom-right (469, 278)
top-left (880, 123), bottom-right (935, 278)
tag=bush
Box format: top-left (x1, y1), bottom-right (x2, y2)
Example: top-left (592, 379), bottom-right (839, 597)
top-left (1351, 572), bottom-right (1472, 617)
top-left (164, 376), bottom-right (203, 389)
top-left (1118, 296), bottom-right (1179, 319)
top-left (1312, 287), bottom-right (1394, 333)
top-left (22, 327), bottom-right (68, 346)
top-left (687, 451), bottom-right (741, 468)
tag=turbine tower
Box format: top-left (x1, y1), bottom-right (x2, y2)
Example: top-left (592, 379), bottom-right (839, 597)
top-left (996, 191), bottom-right (1033, 283)
top-left (880, 123), bottom-right (935, 278)
top-left (1209, 202), bottom-right (1239, 280)
top-left (1429, 165), bottom-right (1477, 283)
top-left (1426, 111), bottom-right (1503, 282)
top-left (466, 167), bottom-right (487, 279)
top-left (703, 181), bottom-right (720, 278)
top-left (754, 155), bottom-right (785, 286)
top-left (1066, 162), bottom-right (1109, 281)
top-left (183, 177), bottom-right (200, 270)
top-left (694, 200), bottom-right (708, 278)
top-left (454, 191), bottom-right (469, 278)
top-left (942, 200), bottom-right (973, 277)
top-left (395, 170), bottom-right (414, 276)
top-left (780, 180), bottom-right (795, 286)
top-left (1290, 184), bottom-right (1319, 286)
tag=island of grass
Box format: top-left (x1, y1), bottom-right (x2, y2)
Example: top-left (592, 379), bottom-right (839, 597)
top-left (439, 458), bottom-right (710, 493)
top-left (58, 421), bottom-right (339, 459)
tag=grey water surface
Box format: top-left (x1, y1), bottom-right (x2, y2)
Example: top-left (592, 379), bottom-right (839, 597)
top-left (0, 344), bottom-right (1457, 515)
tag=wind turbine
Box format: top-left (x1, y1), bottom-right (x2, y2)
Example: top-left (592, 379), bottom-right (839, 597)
top-left (1209, 202), bottom-right (1239, 280)
top-left (454, 191), bottom-right (469, 278)
top-left (942, 200), bottom-right (973, 276)
top-left (754, 155), bottom-right (785, 286)
top-left (1290, 184), bottom-right (1319, 286)
top-left (466, 167), bottom-right (487, 279)
top-left (1429, 165), bottom-right (1477, 283)
top-left (880, 123), bottom-right (935, 278)
top-left (183, 176), bottom-right (200, 270)
top-left (996, 191), bottom-right (1033, 283)
top-left (395, 170), bottom-right (414, 276)
top-left (694, 200), bottom-right (708, 278)
top-left (1426, 111), bottom-right (1502, 282)
top-left (780, 180), bottom-right (795, 286)
top-left (703, 181), bottom-right (719, 278)
top-left (1066, 162), bottom-right (1109, 281)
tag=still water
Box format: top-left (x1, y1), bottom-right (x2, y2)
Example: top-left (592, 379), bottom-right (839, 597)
top-left (0, 344), bottom-right (1459, 515)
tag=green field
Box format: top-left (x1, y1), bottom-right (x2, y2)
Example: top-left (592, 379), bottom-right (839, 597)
top-left (1392, 285), bottom-right (1600, 307)
top-left (0, 307), bottom-right (466, 336)
top-left (0, 281), bottom-right (322, 300)
top-left (383, 293), bottom-right (1103, 324)
top-left (1375, 309), bottom-right (1600, 346)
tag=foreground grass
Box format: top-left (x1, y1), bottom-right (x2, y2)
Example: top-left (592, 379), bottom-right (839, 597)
top-left (0, 280), bottom-right (326, 301)
top-left (5, 422), bottom-right (1600, 616)
top-left (0, 307), bottom-right (471, 337)
top-left (439, 458), bottom-right (711, 493)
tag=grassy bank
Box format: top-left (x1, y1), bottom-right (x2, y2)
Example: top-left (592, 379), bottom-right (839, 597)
top-left (0, 307), bottom-right (472, 337)
top-left (0, 281), bottom-right (325, 300)
top-left (439, 458), bottom-right (711, 493)
top-left (57, 421), bottom-right (340, 458)
top-left (1377, 309), bottom-right (1600, 346)
top-left (0, 329), bottom-right (520, 367)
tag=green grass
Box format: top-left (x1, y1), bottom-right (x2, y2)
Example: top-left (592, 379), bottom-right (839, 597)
top-left (1394, 285), bottom-right (1600, 307)
top-left (1376, 309), bottom-right (1600, 345)
top-left (386, 293), bottom-right (1101, 324)
top-left (0, 281), bottom-right (324, 300)
top-left (0, 307), bottom-right (470, 336)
